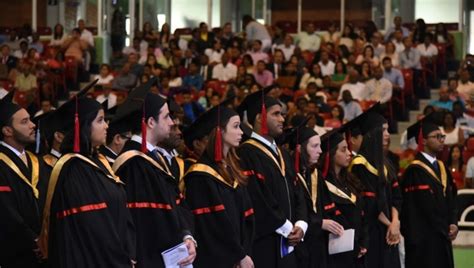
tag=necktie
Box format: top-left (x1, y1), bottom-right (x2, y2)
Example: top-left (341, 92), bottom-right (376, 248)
top-left (20, 153), bottom-right (28, 168)
top-left (432, 161), bottom-right (440, 177)
top-left (153, 149), bottom-right (172, 175)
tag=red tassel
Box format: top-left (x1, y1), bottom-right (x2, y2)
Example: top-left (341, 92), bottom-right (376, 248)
top-left (322, 152), bottom-right (330, 178)
top-left (260, 102), bottom-right (268, 135)
top-left (141, 116), bottom-right (147, 153)
top-left (214, 126), bottom-right (223, 162)
top-left (73, 97), bottom-right (80, 153)
top-left (294, 144), bottom-right (301, 174)
top-left (417, 124), bottom-right (424, 152)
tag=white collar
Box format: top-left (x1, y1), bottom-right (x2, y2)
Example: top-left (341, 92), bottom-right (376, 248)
top-left (50, 149), bottom-right (62, 158)
top-left (0, 141), bottom-right (25, 157)
top-left (131, 135), bottom-right (156, 152)
top-left (154, 146), bottom-right (174, 162)
top-left (251, 132), bottom-right (278, 154)
top-left (421, 151), bottom-right (437, 164)
top-left (104, 146), bottom-right (117, 157)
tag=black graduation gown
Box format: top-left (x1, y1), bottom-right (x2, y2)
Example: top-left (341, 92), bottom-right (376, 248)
top-left (237, 138), bottom-right (307, 268)
top-left (0, 145), bottom-right (48, 268)
top-left (46, 153), bottom-right (135, 268)
top-left (324, 176), bottom-right (368, 268)
top-left (401, 152), bottom-right (457, 268)
top-left (99, 145), bottom-right (118, 166)
top-left (183, 154), bottom-right (255, 267)
top-left (295, 169), bottom-right (335, 268)
top-left (350, 155), bottom-right (399, 268)
top-left (114, 140), bottom-right (192, 268)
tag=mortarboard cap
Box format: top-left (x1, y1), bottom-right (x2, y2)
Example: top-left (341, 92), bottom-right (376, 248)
top-left (406, 111), bottom-right (441, 151)
top-left (236, 85), bottom-right (281, 130)
top-left (320, 128), bottom-right (345, 177)
top-left (0, 90), bottom-right (22, 131)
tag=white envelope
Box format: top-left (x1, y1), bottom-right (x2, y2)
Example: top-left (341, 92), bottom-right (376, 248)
top-left (161, 242), bottom-right (193, 268)
top-left (328, 228), bottom-right (355, 255)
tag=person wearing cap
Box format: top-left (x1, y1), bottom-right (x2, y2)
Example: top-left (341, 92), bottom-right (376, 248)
top-left (236, 87), bottom-right (308, 267)
top-left (99, 117), bottom-right (132, 166)
top-left (0, 91), bottom-right (49, 267)
top-left (348, 109), bottom-right (402, 268)
top-left (401, 118), bottom-right (458, 268)
top-left (319, 129), bottom-right (368, 267)
top-left (183, 104), bottom-right (255, 267)
top-left (290, 124), bottom-right (344, 268)
top-left (112, 81), bottom-right (197, 268)
top-left (38, 91), bottom-right (136, 267)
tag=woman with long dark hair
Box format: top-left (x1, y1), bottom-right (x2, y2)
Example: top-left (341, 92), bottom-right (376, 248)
top-left (349, 110), bottom-right (402, 268)
top-left (184, 103), bottom-right (255, 268)
top-left (447, 144), bottom-right (466, 189)
top-left (39, 88), bottom-right (136, 267)
top-left (321, 129), bottom-right (368, 268)
top-left (291, 125), bottom-right (344, 268)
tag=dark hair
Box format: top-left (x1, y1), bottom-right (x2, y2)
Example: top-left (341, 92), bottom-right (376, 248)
top-left (442, 111), bottom-right (457, 128)
top-left (204, 119), bottom-right (248, 186)
top-left (60, 109), bottom-right (101, 155)
top-left (53, 23), bottom-right (64, 40)
top-left (358, 126), bottom-right (386, 181)
top-left (332, 105), bottom-right (345, 121)
top-left (447, 144), bottom-right (464, 170)
top-left (382, 56), bottom-right (392, 63)
top-left (327, 140), bottom-right (363, 195)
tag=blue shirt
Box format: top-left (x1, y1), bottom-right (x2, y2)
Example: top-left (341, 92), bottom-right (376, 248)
top-left (183, 74), bottom-right (204, 91)
top-left (338, 100), bottom-right (363, 121)
top-left (429, 100), bottom-right (453, 111)
top-left (383, 68), bottom-right (405, 89)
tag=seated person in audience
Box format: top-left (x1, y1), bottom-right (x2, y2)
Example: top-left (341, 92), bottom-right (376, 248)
top-left (182, 89), bottom-right (205, 124)
top-left (0, 83), bottom-right (8, 99)
top-left (416, 33), bottom-right (438, 64)
top-left (355, 45), bottom-right (379, 67)
top-left (198, 54), bottom-right (213, 81)
top-left (123, 37), bottom-right (144, 57)
top-left (366, 67), bottom-right (392, 103)
top-left (465, 155), bottom-right (474, 188)
top-left (359, 61), bottom-right (373, 82)
top-left (50, 23), bottom-right (67, 47)
top-left (253, 60), bottom-right (273, 87)
top-left (441, 111), bottom-right (464, 146)
top-left (322, 22), bottom-right (341, 44)
top-left (267, 49), bottom-right (286, 79)
top-left (385, 16), bottom-right (410, 41)
top-left (14, 63), bottom-right (37, 104)
top-left (392, 30), bottom-right (405, 53)
top-left (212, 52), bottom-right (237, 82)
top-left (242, 54), bottom-right (255, 74)
top-left (274, 34), bottom-right (295, 63)
top-left (338, 90), bottom-right (363, 121)
top-left (324, 104), bottom-right (344, 128)
top-left (111, 62), bottom-right (137, 91)
top-left (318, 50), bottom-right (335, 76)
top-left (168, 66), bottom-right (183, 88)
top-left (296, 22), bottom-right (322, 53)
top-left (457, 69), bottom-right (474, 101)
top-left (369, 31), bottom-right (385, 57)
top-left (399, 37), bottom-right (421, 70)
top-left (34, 99), bottom-right (56, 117)
top-left (0, 45), bottom-right (17, 77)
top-left (304, 81), bottom-right (328, 103)
top-left (157, 49), bottom-right (174, 69)
top-left (447, 78), bottom-right (463, 102)
top-left (339, 69), bottom-right (368, 101)
top-left (96, 87), bottom-right (117, 109)
top-left (94, 64), bottom-right (114, 87)
top-left (29, 32), bottom-right (44, 55)
top-left (181, 49), bottom-right (196, 69)
top-left (1, 30), bottom-right (21, 51)
top-left (198, 87), bottom-right (220, 109)
top-left (331, 60), bottom-right (349, 88)
top-left (382, 57), bottom-right (404, 92)
top-left (247, 40), bottom-right (269, 64)
top-left (380, 42), bottom-right (400, 68)
top-left (204, 39), bottom-right (224, 66)
top-left (429, 86), bottom-right (454, 111)
top-left (127, 52), bottom-right (143, 77)
top-left (62, 28), bottom-right (88, 64)
top-left (13, 40), bottom-right (29, 59)
top-left (300, 63), bottom-right (323, 89)
top-left (183, 62), bottom-right (204, 91)
top-left (78, 19), bottom-right (94, 48)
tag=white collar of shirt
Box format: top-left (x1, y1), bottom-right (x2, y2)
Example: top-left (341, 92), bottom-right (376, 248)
top-left (154, 146), bottom-right (174, 164)
top-left (421, 151), bottom-right (437, 164)
top-left (50, 149), bottom-right (62, 158)
top-left (131, 135), bottom-right (155, 152)
top-left (251, 132), bottom-right (278, 154)
top-left (0, 141), bottom-right (25, 157)
top-left (104, 146), bottom-right (117, 157)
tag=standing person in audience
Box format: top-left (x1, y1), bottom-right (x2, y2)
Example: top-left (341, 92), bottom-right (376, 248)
top-left (196, 22), bottom-right (215, 53)
top-left (440, 111), bottom-right (464, 147)
top-left (237, 88), bottom-right (308, 268)
top-left (321, 129), bottom-right (368, 268)
top-left (402, 117), bottom-right (458, 268)
top-left (94, 64), bottom-right (115, 87)
top-left (399, 37), bottom-right (423, 98)
top-left (242, 15), bottom-right (272, 51)
top-left (366, 67), bottom-right (393, 104)
top-left (391, 30), bottom-right (405, 53)
top-left (50, 24), bottom-right (67, 47)
top-left (456, 69), bottom-right (474, 101)
top-left (184, 102), bottom-right (255, 268)
top-left (297, 22), bottom-right (322, 53)
top-left (63, 28), bottom-right (88, 65)
top-left (384, 16), bottom-right (410, 41)
top-left (446, 144), bottom-right (466, 190)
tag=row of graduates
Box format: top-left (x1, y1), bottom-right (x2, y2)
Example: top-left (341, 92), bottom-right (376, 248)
top-left (0, 77), bottom-right (458, 268)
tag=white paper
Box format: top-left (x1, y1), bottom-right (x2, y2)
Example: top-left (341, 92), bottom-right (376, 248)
top-left (161, 242), bottom-right (193, 268)
top-left (328, 228), bottom-right (355, 255)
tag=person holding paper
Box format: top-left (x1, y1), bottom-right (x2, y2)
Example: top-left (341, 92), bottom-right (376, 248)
top-left (401, 115), bottom-right (458, 268)
top-left (38, 84), bottom-right (136, 267)
top-left (112, 80), bottom-right (196, 268)
top-left (184, 100), bottom-right (255, 268)
top-left (289, 120), bottom-right (344, 268)
top-left (348, 105), bottom-right (402, 268)
top-left (320, 129), bottom-right (368, 268)
top-left (237, 87), bottom-right (308, 268)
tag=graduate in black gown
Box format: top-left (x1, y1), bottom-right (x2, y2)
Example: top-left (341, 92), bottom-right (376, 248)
top-left (236, 88), bottom-right (308, 268)
top-left (320, 129), bottom-right (368, 268)
top-left (347, 105), bottom-right (401, 268)
top-left (38, 90), bottom-right (136, 267)
top-left (112, 80), bottom-right (196, 268)
top-left (401, 117), bottom-right (458, 268)
top-left (289, 123), bottom-right (344, 268)
top-left (184, 102), bottom-right (255, 268)
top-left (0, 92), bottom-right (49, 268)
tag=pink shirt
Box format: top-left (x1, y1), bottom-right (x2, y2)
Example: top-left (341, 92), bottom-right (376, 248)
top-left (253, 70), bottom-right (274, 87)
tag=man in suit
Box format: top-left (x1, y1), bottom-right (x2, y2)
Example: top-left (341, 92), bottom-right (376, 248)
top-left (266, 49), bottom-right (286, 80)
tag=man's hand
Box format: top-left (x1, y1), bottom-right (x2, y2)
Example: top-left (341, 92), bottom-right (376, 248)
top-left (448, 224), bottom-right (459, 241)
top-left (177, 238), bottom-right (197, 266)
top-left (358, 247), bottom-right (367, 258)
top-left (287, 226), bottom-right (304, 246)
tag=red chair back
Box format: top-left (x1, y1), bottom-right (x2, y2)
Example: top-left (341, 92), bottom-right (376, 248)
top-left (401, 68), bottom-right (414, 96)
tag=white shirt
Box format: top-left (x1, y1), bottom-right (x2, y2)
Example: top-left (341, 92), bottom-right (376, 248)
top-left (34, 107), bottom-right (56, 118)
top-left (169, 77), bottom-right (183, 88)
top-left (365, 78), bottom-right (393, 103)
top-left (131, 134), bottom-right (155, 152)
top-left (245, 21), bottom-right (271, 42)
top-left (204, 49), bottom-right (224, 64)
top-left (297, 32), bottom-right (322, 52)
top-left (421, 151), bottom-right (437, 165)
top-left (155, 146), bottom-right (174, 165)
top-left (250, 132), bottom-right (278, 154)
top-left (212, 62), bottom-right (237, 82)
top-left (339, 82), bottom-right (368, 101)
top-left (50, 149), bottom-right (62, 159)
top-left (275, 44), bottom-right (295, 62)
top-left (456, 81), bottom-right (474, 100)
top-left (0, 141), bottom-right (25, 157)
top-left (465, 157), bottom-right (474, 178)
top-left (416, 43), bottom-right (438, 57)
top-left (318, 61), bottom-right (335, 76)
top-left (94, 74), bottom-right (114, 85)
top-left (80, 29), bottom-right (94, 47)
top-left (392, 40), bottom-right (405, 54)
top-left (0, 88), bottom-right (8, 99)
top-left (96, 93), bottom-right (117, 109)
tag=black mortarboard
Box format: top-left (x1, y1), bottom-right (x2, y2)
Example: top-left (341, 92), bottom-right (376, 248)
top-left (236, 85), bottom-right (281, 130)
top-left (357, 102), bottom-right (387, 135)
top-left (406, 111), bottom-right (441, 151)
top-left (0, 90), bottom-right (21, 131)
top-left (320, 128), bottom-right (345, 177)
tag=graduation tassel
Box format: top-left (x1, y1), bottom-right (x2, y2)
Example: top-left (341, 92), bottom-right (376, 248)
top-left (322, 142), bottom-right (330, 178)
top-left (214, 105), bottom-right (223, 162)
top-left (141, 104), bottom-right (147, 153)
top-left (417, 122), bottom-right (424, 152)
top-left (73, 96), bottom-right (80, 153)
top-left (260, 90), bottom-right (268, 135)
top-left (294, 128), bottom-right (301, 174)
top-left (35, 121), bottom-right (41, 154)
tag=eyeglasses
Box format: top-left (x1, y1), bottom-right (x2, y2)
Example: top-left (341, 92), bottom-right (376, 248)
top-left (427, 134), bottom-right (446, 140)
